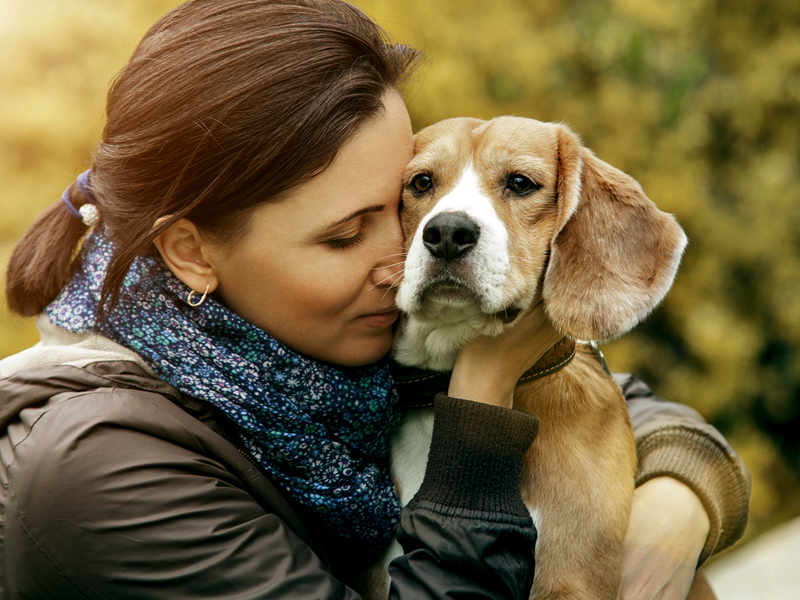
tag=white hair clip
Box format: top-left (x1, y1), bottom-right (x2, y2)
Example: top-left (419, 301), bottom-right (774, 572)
top-left (60, 169), bottom-right (101, 228)
top-left (78, 203), bottom-right (100, 227)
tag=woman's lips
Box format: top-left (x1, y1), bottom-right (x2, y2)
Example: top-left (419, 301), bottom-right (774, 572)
top-left (359, 309), bottom-right (400, 328)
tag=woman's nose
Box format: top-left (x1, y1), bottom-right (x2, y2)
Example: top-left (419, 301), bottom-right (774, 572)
top-left (371, 254), bottom-right (404, 291)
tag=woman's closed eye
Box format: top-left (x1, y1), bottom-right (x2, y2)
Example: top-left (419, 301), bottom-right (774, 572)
top-left (326, 227), bottom-right (367, 250)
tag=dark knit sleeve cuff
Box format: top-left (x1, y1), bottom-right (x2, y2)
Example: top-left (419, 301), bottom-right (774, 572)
top-left (636, 427), bottom-right (751, 565)
top-left (413, 393), bottom-right (540, 520)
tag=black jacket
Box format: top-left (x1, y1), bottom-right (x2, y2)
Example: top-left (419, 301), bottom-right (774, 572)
top-left (0, 360), bottom-right (539, 599)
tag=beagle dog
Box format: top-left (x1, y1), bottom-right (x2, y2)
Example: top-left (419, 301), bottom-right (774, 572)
top-left (377, 117), bottom-right (687, 599)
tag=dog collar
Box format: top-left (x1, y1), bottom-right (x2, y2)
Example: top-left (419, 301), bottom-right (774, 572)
top-left (391, 337), bottom-right (577, 410)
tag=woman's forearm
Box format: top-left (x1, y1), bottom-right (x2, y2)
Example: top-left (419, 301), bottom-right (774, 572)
top-left (615, 373), bottom-right (751, 563)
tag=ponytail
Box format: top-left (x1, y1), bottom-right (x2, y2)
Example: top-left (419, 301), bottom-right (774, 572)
top-left (5, 182), bottom-right (94, 317)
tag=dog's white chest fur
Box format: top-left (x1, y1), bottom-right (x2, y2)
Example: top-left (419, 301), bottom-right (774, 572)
top-left (389, 409), bottom-right (435, 505)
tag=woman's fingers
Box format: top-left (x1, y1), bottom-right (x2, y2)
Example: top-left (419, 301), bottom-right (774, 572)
top-left (448, 302), bottom-right (562, 407)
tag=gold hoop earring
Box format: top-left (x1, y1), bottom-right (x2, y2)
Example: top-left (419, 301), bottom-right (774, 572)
top-left (187, 283), bottom-right (210, 307)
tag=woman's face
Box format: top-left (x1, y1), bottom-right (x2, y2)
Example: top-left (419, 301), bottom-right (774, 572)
top-left (211, 92), bottom-right (414, 366)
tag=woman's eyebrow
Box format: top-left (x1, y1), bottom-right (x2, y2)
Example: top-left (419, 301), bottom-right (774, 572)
top-left (324, 204), bottom-right (385, 230)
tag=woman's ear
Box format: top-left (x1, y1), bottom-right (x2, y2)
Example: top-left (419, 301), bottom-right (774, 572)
top-left (153, 218), bottom-right (220, 295)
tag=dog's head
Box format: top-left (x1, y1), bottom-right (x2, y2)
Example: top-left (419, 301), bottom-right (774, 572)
top-left (393, 116), bottom-right (687, 370)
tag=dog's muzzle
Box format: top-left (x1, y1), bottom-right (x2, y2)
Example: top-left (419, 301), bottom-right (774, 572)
top-left (398, 203), bottom-right (511, 316)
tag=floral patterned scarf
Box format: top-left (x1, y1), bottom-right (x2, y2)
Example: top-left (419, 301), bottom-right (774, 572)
top-left (46, 229), bottom-right (401, 553)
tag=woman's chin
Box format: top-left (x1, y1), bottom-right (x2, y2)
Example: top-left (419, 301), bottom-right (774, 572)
top-left (326, 333), bottom-right (394, 368)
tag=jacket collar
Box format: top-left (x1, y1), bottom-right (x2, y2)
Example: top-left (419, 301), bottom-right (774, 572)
top-left (0, 360), bottom-right (182, 431)
top-left (0, 315), bottom-right (155, 379)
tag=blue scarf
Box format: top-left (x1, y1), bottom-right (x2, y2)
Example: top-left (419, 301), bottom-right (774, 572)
top-left (46, 229), bottom-right (401, 553)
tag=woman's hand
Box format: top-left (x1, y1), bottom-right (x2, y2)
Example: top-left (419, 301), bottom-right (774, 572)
top-left (620, 477), bottom-right (710, 600)
top-left (448, 300), bottom-right (562, 408)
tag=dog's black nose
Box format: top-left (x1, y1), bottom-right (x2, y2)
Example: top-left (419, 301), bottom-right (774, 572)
top-left (422, 212), bottom-right (480, 261)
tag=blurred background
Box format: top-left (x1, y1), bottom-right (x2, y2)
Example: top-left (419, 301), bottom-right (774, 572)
top-left (1, 0), bottom-right (799, 582)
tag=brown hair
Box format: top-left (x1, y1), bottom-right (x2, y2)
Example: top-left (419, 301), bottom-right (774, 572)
top-left (6, 0), bottom-right (420, 318)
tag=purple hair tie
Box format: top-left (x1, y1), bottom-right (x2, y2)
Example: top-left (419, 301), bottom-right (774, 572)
top-left (61, 170), bottom-right (99, 226)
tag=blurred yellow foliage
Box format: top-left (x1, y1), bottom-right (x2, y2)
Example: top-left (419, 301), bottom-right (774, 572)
top-left (2, 0), bottom-right (799, 554)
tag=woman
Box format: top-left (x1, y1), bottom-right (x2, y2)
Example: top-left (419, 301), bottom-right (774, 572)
top-left (0, 0), bottom-right (748, 598)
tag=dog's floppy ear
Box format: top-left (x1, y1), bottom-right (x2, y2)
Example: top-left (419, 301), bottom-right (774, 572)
top-left (542, 125), bottom-right (688, 341)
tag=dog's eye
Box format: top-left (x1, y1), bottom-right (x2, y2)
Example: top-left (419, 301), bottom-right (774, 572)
top-left (506, 174), bottom-right (540, 196)
top-left (410, 174), bottom-right (433, 194)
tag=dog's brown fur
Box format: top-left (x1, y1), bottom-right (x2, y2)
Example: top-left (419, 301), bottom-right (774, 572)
top-left (380, 117), bottom-right (688, 599)
top-left (514, 351), bottom-right (636, 599)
